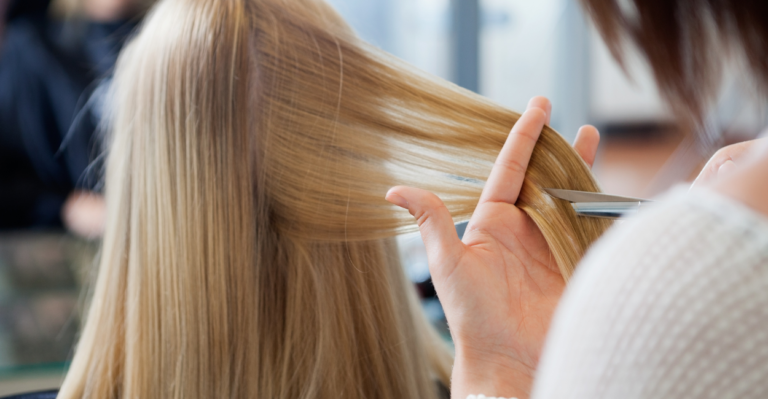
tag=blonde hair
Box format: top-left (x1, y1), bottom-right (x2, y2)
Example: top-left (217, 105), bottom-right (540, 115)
top-left (59, 0), bottom-right (611, 398)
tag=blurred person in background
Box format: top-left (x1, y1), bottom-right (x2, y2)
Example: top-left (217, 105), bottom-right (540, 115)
top-left (387, 1), bottom-right (768, 398)
top-left (0, 0), bottom-right (154, 238)
top-left (0, 0), bottom-right (6, 40)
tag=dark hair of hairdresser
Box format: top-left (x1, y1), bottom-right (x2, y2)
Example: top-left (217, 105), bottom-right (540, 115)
top-left (581, 0), bottom-right (768, 125)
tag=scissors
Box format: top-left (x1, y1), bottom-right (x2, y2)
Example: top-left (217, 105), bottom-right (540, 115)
top-left (544, 188), bottom-right (653, 219)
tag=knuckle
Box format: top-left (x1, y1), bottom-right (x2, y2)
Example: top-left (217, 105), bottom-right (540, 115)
top-left (516, 125), bottom-right (541, 143)
top-left (495, 157), bottom-right (526, 175)
top-left (413, 198), bottom-right (448, 228)
top-left (709, 148), bottom-right (733, 171)
top-left (712, 147), bottom-right (729, 160)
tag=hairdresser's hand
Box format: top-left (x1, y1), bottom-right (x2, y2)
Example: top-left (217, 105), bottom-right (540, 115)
top-left (692, 137), bottom-right (768, 188)
top-left (386, 97), bottom-right (599, 399)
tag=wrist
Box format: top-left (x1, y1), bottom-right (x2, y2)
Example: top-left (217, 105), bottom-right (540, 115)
top-left (452, 346), bottom-right (534, 399)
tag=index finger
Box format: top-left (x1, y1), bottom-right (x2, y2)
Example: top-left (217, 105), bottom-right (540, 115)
top-left (479, 106), bottom-right (547, 205)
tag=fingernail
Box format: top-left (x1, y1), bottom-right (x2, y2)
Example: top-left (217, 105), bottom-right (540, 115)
top-left (385, 192), bottom-right (409, 209)
top-left (527, 96), bottom-right (550, 113)
top-left (718, 159), bottom-right (735, 175)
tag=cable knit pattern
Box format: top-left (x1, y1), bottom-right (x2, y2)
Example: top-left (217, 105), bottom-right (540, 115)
top-left (533, 186), bottom-right (768, 399)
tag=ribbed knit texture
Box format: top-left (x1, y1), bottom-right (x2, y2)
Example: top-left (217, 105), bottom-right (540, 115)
top-left (533, 186), bottom-right (768, 399)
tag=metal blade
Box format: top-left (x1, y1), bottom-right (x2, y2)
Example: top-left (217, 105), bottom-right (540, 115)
top-left (571, 201), bottom-right (646, 219)
top-left (544, 188), bottom-right (651, 203)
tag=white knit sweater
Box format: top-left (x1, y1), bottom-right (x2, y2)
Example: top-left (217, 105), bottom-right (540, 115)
top-left (532, 187), bottom-right (768, 398)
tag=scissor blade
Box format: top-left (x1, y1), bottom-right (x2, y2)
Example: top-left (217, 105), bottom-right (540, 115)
top-left (544, 188), bottom-right (651, 203)
top-left (571, 202), bottom-right (645, 219)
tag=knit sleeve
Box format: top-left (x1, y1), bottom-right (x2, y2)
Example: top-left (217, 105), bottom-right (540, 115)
top-left (532, 186), bottom-right (768, 399)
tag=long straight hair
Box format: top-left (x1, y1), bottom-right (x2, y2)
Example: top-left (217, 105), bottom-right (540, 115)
top-left (59, 0), bottom-right (611, 397)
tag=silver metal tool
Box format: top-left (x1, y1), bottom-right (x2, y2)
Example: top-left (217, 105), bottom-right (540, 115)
top-left (543, 188), bottom-right (653, 219)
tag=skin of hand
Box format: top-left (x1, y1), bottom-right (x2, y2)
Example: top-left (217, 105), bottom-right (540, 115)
top-left (692, 137), bottom-right (767, 189)
top-left (83, 0), bottom-right (141, 21)
top-left (385, 97), bottom-right (599, 399)
top-left (62, 191), bottom-right (106, 240)
top-left (711, 138), bottom-right (768, 217)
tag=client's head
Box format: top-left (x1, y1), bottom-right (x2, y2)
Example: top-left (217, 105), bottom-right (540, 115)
top-left (59, 0), bottom-right (611, 398)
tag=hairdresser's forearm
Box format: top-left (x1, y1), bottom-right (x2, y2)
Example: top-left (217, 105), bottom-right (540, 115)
top-left (452, 347), bottom-right (532, 399)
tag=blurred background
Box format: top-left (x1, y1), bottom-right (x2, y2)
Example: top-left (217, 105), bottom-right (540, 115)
top-left (1, 0), bottom-right (766, 395)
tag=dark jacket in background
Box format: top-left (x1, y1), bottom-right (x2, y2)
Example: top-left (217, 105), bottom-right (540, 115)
top-left (0, 5), bottom-right (135, 229)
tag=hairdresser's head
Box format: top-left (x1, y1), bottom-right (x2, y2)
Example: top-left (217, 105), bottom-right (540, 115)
top-left (582, 0), bottom-right (768, 125)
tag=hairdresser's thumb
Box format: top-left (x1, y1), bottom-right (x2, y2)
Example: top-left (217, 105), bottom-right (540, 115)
top-left (386, 186), bottom-right (465, 277)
